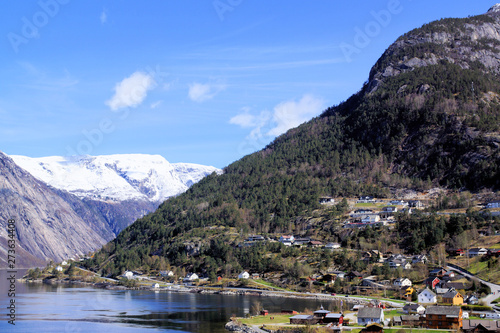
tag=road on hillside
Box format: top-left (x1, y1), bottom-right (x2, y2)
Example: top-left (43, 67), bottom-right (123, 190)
top-left (446, 265), bottom-right (500, 310)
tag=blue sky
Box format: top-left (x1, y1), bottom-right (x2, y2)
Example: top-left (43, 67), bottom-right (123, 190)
top-left (0, 1), bottom-right (496, 168)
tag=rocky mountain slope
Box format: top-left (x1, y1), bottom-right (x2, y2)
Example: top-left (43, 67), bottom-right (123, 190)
top-left (11, 154), bottom-right (221, 235)
top-left (85, 5), bottom-right (500, 277)
top-left (0, 152), bottom-right (111, 266)
top-left (0, 153), bottom-right (220, 266)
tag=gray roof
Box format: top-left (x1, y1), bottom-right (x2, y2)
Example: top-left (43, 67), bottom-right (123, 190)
top-left (442, 289), bottom-right (460, 299)
top-left (314, 309), bottom-right (330, 315)
top-left (404, 304), bottom-right (423, 311)
top-left (290, 315), bottom-right (314, 319)
top-left (426, 306), bottom-right (461, 317)
top-left (325, 313), bottom-right (343, 319)
top-left (435, 287), bottom-right (449, 294)
top-left (358, 307), bottom-right (383, 319)
top-left (463, 319), bottom-right (500, 330)
top-left (419, 288), bottom-right (436, 296)
top-left (401, 315), bottom-right (420, 321)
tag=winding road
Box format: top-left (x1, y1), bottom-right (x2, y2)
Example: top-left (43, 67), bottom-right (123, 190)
top-left (446, 265), bottom-right (500, 311)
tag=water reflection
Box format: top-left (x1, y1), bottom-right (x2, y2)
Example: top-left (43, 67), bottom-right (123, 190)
top-left (0, 270), bottom-right (351, 333)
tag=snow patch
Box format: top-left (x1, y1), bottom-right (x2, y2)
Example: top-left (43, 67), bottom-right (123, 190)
top-left (11, 154), bottom-right (220, 203)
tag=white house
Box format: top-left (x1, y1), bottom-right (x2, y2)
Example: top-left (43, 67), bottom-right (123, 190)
top-left (184, 273), bottom-right (199, 282)
top-left (389, 200), bottom-right (408, 206)
top-left (403, 303), bottom-right (426, 314)
top-left (412, 254), bottom-right (428, 264)
top-left (279, 235), bottom-right (295, 246)
top-left (418, 288), bottom-right (437, 304)
top-left (468, 248), bottom-right (488, 257)
top-left (152, 283), bottom-right (160, 289)
top-left (61, 261), bottom-right (68, 266)
top-left (357, 196), bottom-right (375, 203)
top-left (319, 197), bottom-right (335, 205)
top-left (325, 243), bottom-right (341, 250)
top-left (160, 270), bottom-right (174, 277)
top-left (55, 266), bottom-right (63, 272)
top-left (394, 278), bottom-right (412, 287)
top-left (238, 271), bottom-right (250, 279)
top-left (361, 214), bottom-right (380, 223)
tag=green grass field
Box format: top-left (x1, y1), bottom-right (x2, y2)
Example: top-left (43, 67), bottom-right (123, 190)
top-left (237, 314), bottom-right (293, 325)
top-left (383, 309), bottom-right (403, 319)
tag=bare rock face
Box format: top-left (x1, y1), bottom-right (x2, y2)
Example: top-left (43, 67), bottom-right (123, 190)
top-left (367, 6), bottom-right (500, 93)
top-left (0, 152), bottom-right (109, 266)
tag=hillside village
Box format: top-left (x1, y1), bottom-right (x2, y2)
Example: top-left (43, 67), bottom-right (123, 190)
top-left (36, 193), bottom-right (500, 332)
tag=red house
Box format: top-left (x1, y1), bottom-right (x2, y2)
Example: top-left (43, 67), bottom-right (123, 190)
top-left (425, 277), bottom-right (440, 289)
top-left (324, 313), bottom-right (344, 325)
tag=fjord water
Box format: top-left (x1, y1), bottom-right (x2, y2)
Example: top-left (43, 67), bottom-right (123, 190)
top-left (0, 270), bottom-right (332, 332)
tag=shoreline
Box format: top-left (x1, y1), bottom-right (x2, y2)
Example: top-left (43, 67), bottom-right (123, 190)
top-left (19, 276), bottom-right (372, 303)
top-left (20, 277), bottom-right (371, 333)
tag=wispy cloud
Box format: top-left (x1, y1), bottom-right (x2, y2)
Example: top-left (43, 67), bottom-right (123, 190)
top-left (150, 100), bottom-right (162, 109)
top-left (16, 62), bottom-right (79, 91)
top-left (100, 9), bottom-right (107, 24)
top-left (188, 82), bottom-right (225, 102)
top-left (230, 94), bottom-right (325, 139)
top-left (106, 71), bottom-right (156, 110)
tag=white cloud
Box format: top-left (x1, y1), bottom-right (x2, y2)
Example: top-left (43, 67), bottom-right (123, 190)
top-left (100, 9), bottom-right (107, 24)
top-left (267, 94), bottom-right (324, 136)
top-left (230, 94), bottom-right (325, 140)
top-left (229, 108), bottom-right (256, 128)
top-left (106, 71), bottom-right (156, 111)
top-left (188, 82), bottom-right (225, 102)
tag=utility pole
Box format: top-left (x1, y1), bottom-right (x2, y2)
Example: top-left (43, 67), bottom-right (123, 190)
top-left (471, 82), bottom-right (475, 103)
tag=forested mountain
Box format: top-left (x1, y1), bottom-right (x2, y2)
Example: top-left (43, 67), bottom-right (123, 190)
top-left (85, 6), bottom-right (500, 278)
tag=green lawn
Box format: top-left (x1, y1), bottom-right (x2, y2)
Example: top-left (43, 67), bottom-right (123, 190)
top-left (237, 314), bottom-right (293, 325)
top-left (384, 328), bottom-right (450, 333)
top-left (468, 260), bottom-right (488, 275)
top-left (251, 279), bottom-right (294, 292)
top-left (384, 309), bottom-right (403, 319)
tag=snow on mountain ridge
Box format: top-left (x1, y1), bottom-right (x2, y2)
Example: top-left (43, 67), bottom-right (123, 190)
top-left (10, 154), bottom-right (221, 203)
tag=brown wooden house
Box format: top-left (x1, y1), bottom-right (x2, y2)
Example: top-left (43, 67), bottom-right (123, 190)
top-left (424, 306), bottom-right (462, 330)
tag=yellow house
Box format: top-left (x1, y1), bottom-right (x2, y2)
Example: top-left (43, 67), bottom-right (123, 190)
top-left (401, 286), bottom-right (414, 299)
top-left (442, 288), bottom-right (463, 305)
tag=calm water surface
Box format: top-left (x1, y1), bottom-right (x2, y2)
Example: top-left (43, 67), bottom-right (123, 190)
top-left (0, 270), bottom-right (338, 333)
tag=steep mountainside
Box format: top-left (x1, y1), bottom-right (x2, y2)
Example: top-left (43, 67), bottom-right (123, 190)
top-left (0, 153), bottom-right (219, 266)
top-left (86, 6), bottom-right (500, 277)
top-left (0, 152), bottom-right (111, 266)
top-left (11, 154), bottom-right (221, 235)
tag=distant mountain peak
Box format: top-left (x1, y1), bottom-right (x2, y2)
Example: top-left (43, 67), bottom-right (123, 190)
top-left (488, 3), bottom-right (500, 13)
top-left (11, 153), bottom-right (221, 203)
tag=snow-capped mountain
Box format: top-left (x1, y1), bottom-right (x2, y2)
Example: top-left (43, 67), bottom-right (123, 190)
top-left (11, 154), bottom-right (221, 203)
